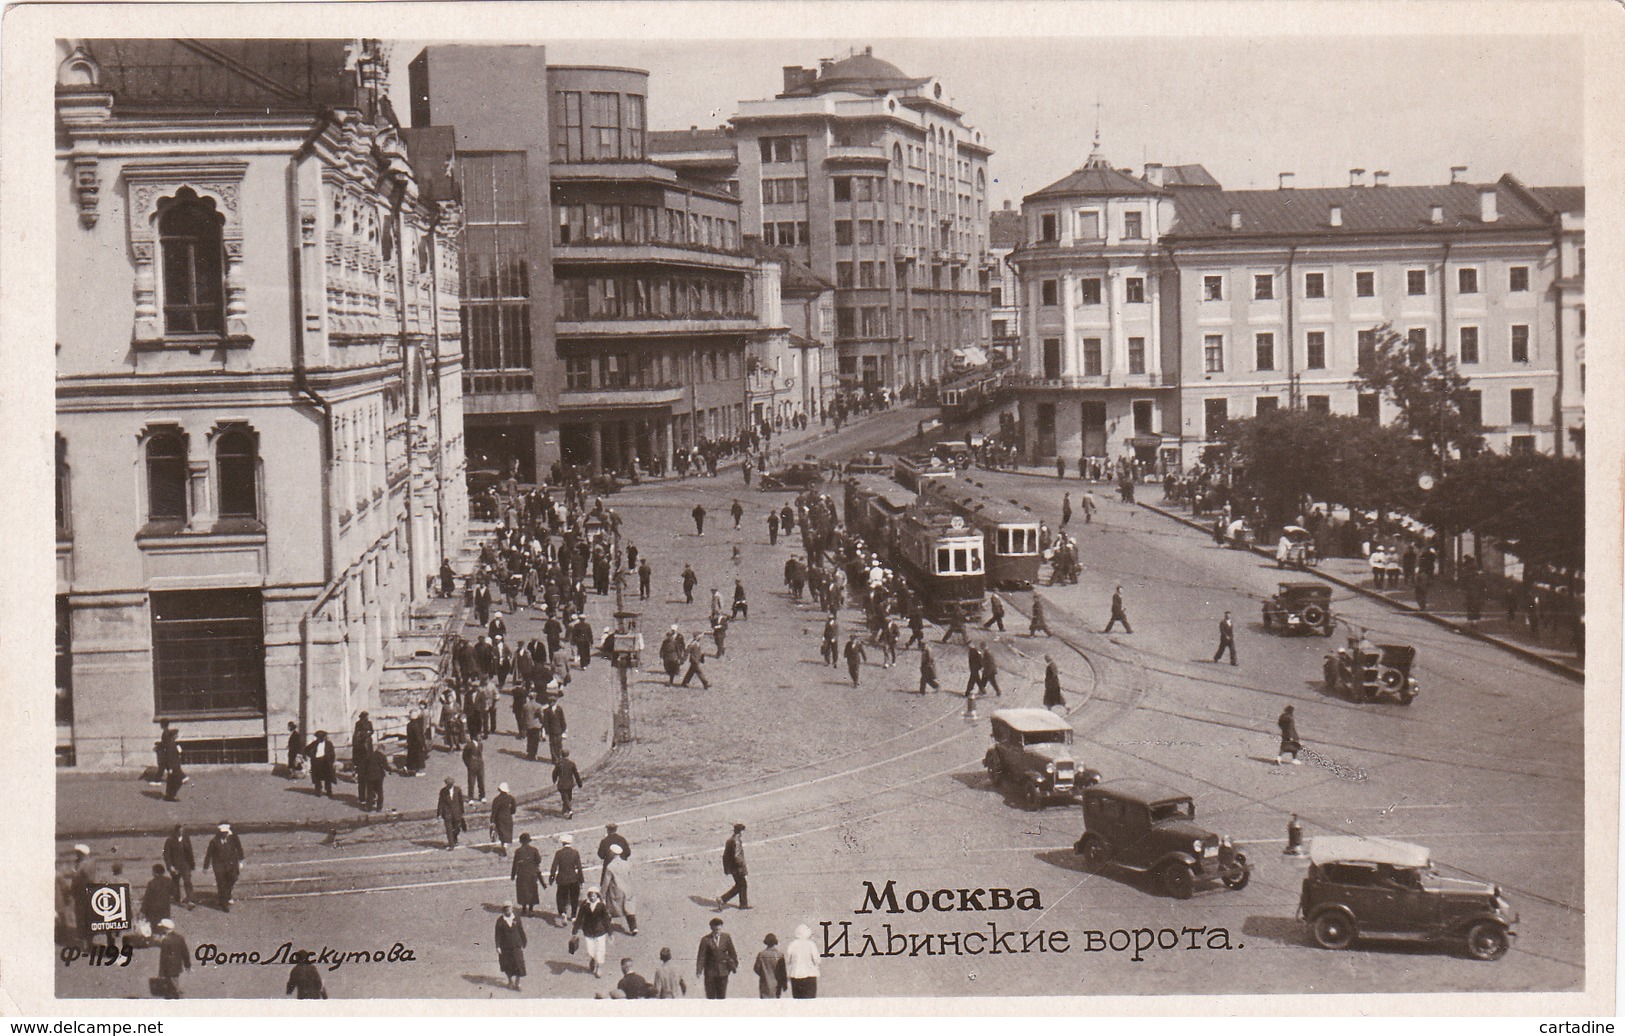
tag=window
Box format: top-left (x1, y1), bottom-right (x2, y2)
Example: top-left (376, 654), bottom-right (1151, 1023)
top-left (1511, 435), bottom-right (1536, 454)
top-left (589, 92), bottom-right (622, 158)
top-left (1511, 324), bottom-right (1530, 363)
top-left (1123, 211), bottom-right (1143, 239)
top-left (565, 356), bottom-right (592, 390)
top-left (759, 136), bottom-right (805, 163)
top-left (215, 428), bottom-right (258, 521)
top-left (1306, 395), bottom-right (1331, 414)
top-left (1125, 277), bottom-right (1146, 304)
top-left (1458, 267), bottom-right (1479, 294)
top-left (1203, 275), bottom-right (1224, 301)
top-left (859, 262), bottom-right (878, 288)
top-left (1042, 338), bottom-right (1062, 379)
top-left (555, 92), bottom-right (584, 162)
top-left (833, 177), bottom-right (851, 203)
top-left (992, 319), bottom-right (1007, 337)
top-left (836, 261), bottom-right (854, 288)
top-left (1132, 400), bottom-right (1154, 435)
top-left (1256, 396), bottom-right (1280, 416)
top-left (1040, 213), bottom-right (1057, 242)
top-left (150, 588), bottom-right (266, 716)
top-left (1254, 332), bottom-right (1276, 371)
top-left (834, 220), bottom-right (853, 245)
top-left (1083, 338), bottom-right (1103, 376)
top-left (1510, 388), bottom-right (1535, 425)
top-left (990, 286), bottom-right (1003, 307)
top-left (1407, 327), bottom-right (1427, 351)
top-left (1203, 398), bottom-right (1228, 439)
top-left (158, 189), bottom-right (226, 335)
top-left (1458, 326), bottom-right (1480, 364)
top-left (1041, 280), bottom-right (1059, 307)
top-left (146, 430), bottom-right (188, 522)
top-left (1357, 393), bottom-right (1380, 422)
top-left (460, 153), bottom-right (532, 376)
top-left (1357, 328), bottom-right (1378, 371)
top-left (1203, 334), bottom-right (1224, 373)
top-left (1076, 211), bottom-right (1100, 240)
top-left (625, 95), bottom-right (645, 158)
top-left (1355, 270), bottom-right (1376, 297)
top-left (1253, 273), bottom-right (1275, 300)
top-left (1509, 265), bottom-right (1530, 292)
top-left (1461, 390), bottom-right (1482, 429)
top-left (858, 220), bottom-right (875, 245)
top-left (836, 307), bottom-right (856, 338)
top-left (1304, 272), bottom-right (1326, 299)
top-left (1079, 278), bottom-right (1102, 306)
top-left (1305, 330), bottom-right (1326, 370)
top-left (1406, 269), bottom-right (1427, 295)
top-left (1128, 336), bottom-right (1146, 375)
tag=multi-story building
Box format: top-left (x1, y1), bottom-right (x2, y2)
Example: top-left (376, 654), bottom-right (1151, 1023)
top-left (658, 48), bottom-right (993, 396)
top-left (56, 39), bottom-right (465, 766)
top-left (1533, 186), bottom-right (1584, 453)
top-left (412, 51), bottom-right (757, 476)
top-left (988, 200), bottom-right (1022, 361)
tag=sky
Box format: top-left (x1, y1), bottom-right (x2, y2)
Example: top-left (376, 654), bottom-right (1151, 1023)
top-left (399, 33), bottom-right (1583, 208)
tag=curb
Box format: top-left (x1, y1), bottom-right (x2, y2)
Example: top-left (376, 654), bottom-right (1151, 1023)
top-left (1135, 500), bottom-right (1584, 684)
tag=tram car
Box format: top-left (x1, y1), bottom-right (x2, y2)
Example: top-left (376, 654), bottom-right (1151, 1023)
top-left (844, 476), bottom-right (986, 619)
top-left (938, 361), bottom-right (1013, 424)
top-left (921, 481), bottom-right (1043, 590)
top-left (892, 453), bottom-right (959, 494)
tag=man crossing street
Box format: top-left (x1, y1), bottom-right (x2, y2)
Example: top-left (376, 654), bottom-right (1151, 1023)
top-left (1213, 611), bottom-right (1237, 666)
top-left (1103, 585), bottom-right (1133, 634)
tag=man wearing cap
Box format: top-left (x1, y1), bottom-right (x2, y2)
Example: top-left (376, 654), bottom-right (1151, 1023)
top-left (549, 833), bottom-right (584, 922)
top-left (359, 741), bottom-right (388, 813)
top-left (462, 735), bottom-right (487, 802)
top-left (695, 917), bottom-right (739, 999)
top-left (597, 824), bottom-right (631, 886)
top-left (552, 748), bottom-right (584, 819)
top-left (719, 823), bottom-right (749, 909)
top-left (163, 825), bottom-right (195, 908)
top-left (202, 823), bottom-right (245, 911)
top-left (436, 777), bottom-right (466, 849)
top-left (490, 783), bottom-right (517, 856)
top-left (305, 729), bottom-right (336, 797)
top-left (543, 698), bottom-right (568, 764)
top-left (284, 950), bottom-right (326, 999)
top-left (521, 692), bottom-right (545, 761)
top-left (140, 863), bottom-right (177, 931)
top-left (155, 917), bottom-right (190, 998)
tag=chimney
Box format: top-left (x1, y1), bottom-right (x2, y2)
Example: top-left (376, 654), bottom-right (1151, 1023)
top-left (1372, 170), bottom-right (1390, 187)
top-left (864, 46), bottom-right (873, 57)
top-left (1278, 172), bottom-right (1295, 190)
top-left (1349, 167), bottom-right (1366, 187)
top-left (1450, 165), bottom-right (1468, 185)
top-left (1429, 204), bottom-right (1445, 225)
top-left (782, 65), bottom-right (815, 93)
top-left (1228, 210), bottom-right (1242, 231)
top-left (1329, 205), bottom-right (1343, 227)
top-left (1144, 162), bottom-right (1165, 187)
top-left (1479, 187), bottom-right (1498, 223)
top-left (1002, 199), bottom-right (1013, 210)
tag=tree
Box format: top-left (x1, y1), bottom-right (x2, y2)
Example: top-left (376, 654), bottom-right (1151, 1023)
top-left (1223, 409), bottom-right (1424, 529)
top-left (1421, 453), bottom-right (1584, 572)
top-left (1354, 323), bottom-right (1483, 472)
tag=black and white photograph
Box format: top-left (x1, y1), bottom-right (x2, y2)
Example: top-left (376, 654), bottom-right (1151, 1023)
top-left (3, 0), bottom-right (1619, 1019)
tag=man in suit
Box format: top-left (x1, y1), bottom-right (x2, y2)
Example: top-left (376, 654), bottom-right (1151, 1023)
top-left (462, 735), bottom-right (487, 802)
top-left (521, 693), bottom-right (545, 761)
top-left (543, 699), bottom-right (568, 764)
top-left (202, 823), bottom-right (245, 911)
top-left (695, 917), bottom-right (739, 1000)
top-left (719, 822), bottom-right (749, 909)
top-left (139, 863), bottom-right (176, 930)
top-left (978, 641), bottom-right (1003, 697)
top-left (304, 730), bottom-right (337, 797)
top-left (360, 744), bottom-right (388, 812)
top-left (964, 642), bottom-right (984, 697)
top-left (351, 711), bottom-right (374, 769)
top-left (436, 777), bottom-right (466, 849)
top-left (549, 833), bottom-right (584, 922)
top-left (1042, 655), bottom-right (1065, 709)
top-left (552, 748), bottom-right (584, 819)
top-left (1213, 610), bottom-right (1237, 666)
top-left (155, 918), bottom-right (190, 998)
top-left (162, 824), bottom-right (195, 907)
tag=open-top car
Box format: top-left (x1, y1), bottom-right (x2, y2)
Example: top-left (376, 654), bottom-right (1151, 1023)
top-left (1324, 635), bottom-right (1419, 704)
top-left (1073, 780), bottom-right (1250, 899)
top-left (759, 461), bottom-right (826, 492)
top-left (1298, 836), bottom-right (1516, 960)
top-left (983, 708), bottom-right (1099, 810)
top-left (1262, 582), bottom-right (1335, 636)
top-left (1275, 525), bottom-right (1319, 569)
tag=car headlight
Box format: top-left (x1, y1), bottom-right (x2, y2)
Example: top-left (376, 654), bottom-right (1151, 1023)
top-left (1191, 839), bottom-right (1203, 854)
top-left (1045, 763), bottom-right (1056, 773)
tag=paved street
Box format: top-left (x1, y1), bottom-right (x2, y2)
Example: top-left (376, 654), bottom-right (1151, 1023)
top-left (58, 418), bottom-right (1582, 1000)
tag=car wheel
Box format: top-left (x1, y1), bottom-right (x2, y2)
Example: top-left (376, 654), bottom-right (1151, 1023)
top-left (1301, 604), bottom-right (1327, 628)
top-left (1159, 862), bottom-right (1195, 900)
top-left (1312, 911), bottom-right (1357, 950)
top-left (1222, 856), bottom-right (1250, 890)
top-left (1465, 921), bottom-right (1510, 961)
top-left (1079, 834), bottom-right (1110, 871)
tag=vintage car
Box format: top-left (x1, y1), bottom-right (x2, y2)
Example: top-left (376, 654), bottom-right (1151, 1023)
top-left (1324, 635), bottom-right (1419, 704)
top-left (759, 461), bottom-right (826, 492)
top-left (930, 441), bottom-right (975, 470)
top-left (843, 451), bottom-right (892, 476)
top-left (982, 708), bottom-right (1100, 810)
top-left (1262, 582), bottom-right (1335, 636)
top-left (1298, 836), bottom-right (1516, 960)
top-left (1275, 525), bottom-right (1319, 569)
top-left (1073, 780), bottom-right (1250, 899)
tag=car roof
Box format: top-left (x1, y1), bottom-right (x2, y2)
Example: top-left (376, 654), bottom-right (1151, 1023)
top-left (990, 708), bottom-right (1073, 734)
top-left (1309, 836), bottom-right (1430, 868)
top-left (1086, 778), bottom-right (1191, 805)
top-left (1278, 582), bottom-right (1331, 593)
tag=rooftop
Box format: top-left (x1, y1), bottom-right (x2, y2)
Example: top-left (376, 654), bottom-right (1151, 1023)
top-left (1028, 147), bottom-right (1166, 201)
top-left (1166, 177), bottom-right (1551, 239)
top-left (781, 47), bottom-right (928, 98)
top-left (75, 38), bottom-right (367, 114)
top-left (989, 209), bottom-right (1024, 249)
top-left (649, 125), bottom-right (737, 156)
top-left (1532, 185), bottom-right (1584, 215)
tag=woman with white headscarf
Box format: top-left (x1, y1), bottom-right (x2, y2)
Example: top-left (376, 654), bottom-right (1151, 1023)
top-left (784, 924), bottom-right (820, 999)
top-left (572, 886), bottom-right (613, 978)
top-left (602, 844), bottom-right (639, 936)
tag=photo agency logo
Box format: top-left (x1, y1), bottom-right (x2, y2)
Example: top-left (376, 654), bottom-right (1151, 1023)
top-left (87, 884), bottom-right (131, 933)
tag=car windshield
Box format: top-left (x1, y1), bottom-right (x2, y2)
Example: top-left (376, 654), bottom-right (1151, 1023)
top-left (1149, 799), bottom-right (1195, 822)
top-left (1021, 730), bottom-right (1071, 746)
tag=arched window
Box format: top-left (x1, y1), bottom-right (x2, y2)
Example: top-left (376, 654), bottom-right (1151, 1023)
top-left (158, 189), bottom-right (225, 334)
top-left (216, 428), bottom-right (259, 520)
top-left (892, 142), bottom-right (903, 166)
top-left (146, 430), bottom-right (188, 522)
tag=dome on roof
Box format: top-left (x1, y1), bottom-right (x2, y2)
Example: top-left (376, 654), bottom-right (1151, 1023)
top-left (817, 48), bottom-right (909, 91)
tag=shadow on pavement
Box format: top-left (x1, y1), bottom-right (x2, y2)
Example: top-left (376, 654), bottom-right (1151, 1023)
top-left (1239, 915), bottom-right (1307, 948)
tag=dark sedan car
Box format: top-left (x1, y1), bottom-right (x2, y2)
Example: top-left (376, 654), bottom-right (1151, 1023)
top-left (760, 461), bottom-right (826, 491)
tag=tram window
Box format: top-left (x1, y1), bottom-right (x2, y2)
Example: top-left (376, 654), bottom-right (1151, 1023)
top-left (997, 528), bottom-right (1010, 554)
top-left (970, 547), bottom-right (983, 573)
top-left (953, 548), bottom-right (969, 572)
top-left (937, 547), bottom-right (951, 572)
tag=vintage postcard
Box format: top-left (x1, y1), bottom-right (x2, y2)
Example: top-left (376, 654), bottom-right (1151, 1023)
top-left (1, 0), bottom-right (1619, 1019)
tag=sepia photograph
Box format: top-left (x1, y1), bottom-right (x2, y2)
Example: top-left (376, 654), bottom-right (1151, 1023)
top-left (4, 0), bottom-right (1618, 1018)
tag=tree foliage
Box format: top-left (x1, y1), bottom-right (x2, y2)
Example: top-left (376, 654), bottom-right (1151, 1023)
top-left (1420, 452), bottom-right (1584, 570)
top-left (1223, 408), bottom-right (1425, 528)
top-left (1354, 323), bottom-right (1484, 471)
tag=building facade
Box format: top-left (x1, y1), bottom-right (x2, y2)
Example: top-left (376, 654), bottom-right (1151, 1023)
top-left (56, 39), bottom-right (466, 767)
top-left (988, 200), bottom-right (1022, 362)
top-left (1534, 187), bottom-right (1584, 453)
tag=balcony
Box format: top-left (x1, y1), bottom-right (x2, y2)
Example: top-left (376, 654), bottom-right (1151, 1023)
top-left (559, 383), bottom-right (687, 410)
top-left (554, 240), bottom-right (755, 271)
top-left (824, 143), bottom-right (889, 165)
top-left (555, 313), bottom-right (760, 338)
top-left (464, 369), bottom-right (535, 396)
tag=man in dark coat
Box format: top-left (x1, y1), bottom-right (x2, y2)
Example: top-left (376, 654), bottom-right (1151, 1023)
top-left (695, 917), bottom-right (740, 1000)
top-left (982, 594), bottom-right (1006, 631)
top-left (351, 711), bottom-right (374, 769)
top-left (940, 603), bottom-right (968, 644)
top-left (360, 745), bottom-right (388, 813)
top-left (964, 642), bottom-right (984, 697)
top-left (692, 503), bottom-right (707, 536)
top-left (202, 823), bottom-right (245, 911)
top-left (284, 721), bottom-right (306, 778)
top-left (843, 635), bottom-right (867, 686)
top-left (552, 749), bottom-right (584, 819)
top-left (140, 863), bottom-right (176, 930)
top-left (978, 642), bottom-right (1003, 697)
top-left (597, 823), bottom-right (632, 886)
top-left (767, 510), bottom-right (780, 545)
top-left (163, 825), bottom-right (195, 907)
top-left (285, 950), bottom-right (327, 999)
top-left (918, 642), bottom-right (940, 694)
top-left (490, 782), bottom-right (517, 857)
top-left (1213, 611), bottom-right (1237, 666)
top-left (1043, 655), bottom-right (1065, 709)
top-left (436, 777), bottom-right (466, 849)
top-left (544, 700), bottom-right (569, 763)
top-left (1102, 585), bottom-right (1133, 633)
top-left (681, 564), bottom-right (699, 604)
top-left (521, 693), bottom-right (545, 761)
top-left (730, 499), bottom-right (744, 530)
top-left (305, 730), bottom-right (336, 797)
top-left (462, 736), bottom-right (487, 802)
top-left (1029, 594), bottom-right (1052, 636)
top-left (719, 822), bottom-right (749, 909)
top-left (1276, 705), bottom-right (1303, 765)
top-left (550, 833), bottom-right (584, 921)
top-left (405, 710), bottom-right (429, 775)
top-left (637, 559), bottom-right (652, 600)
top-left (155, 918), bottom-right (190, 998)
top-left (511, 833), bottom-right (545, 917)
